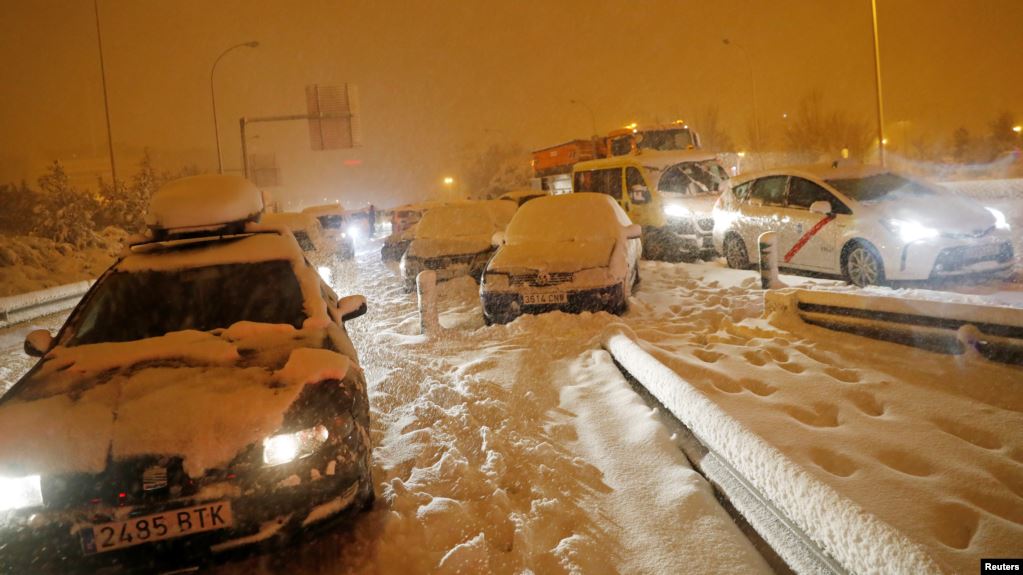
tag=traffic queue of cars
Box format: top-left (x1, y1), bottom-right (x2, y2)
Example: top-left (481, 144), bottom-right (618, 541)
top-left (0, 176), bottom-right (374, 570)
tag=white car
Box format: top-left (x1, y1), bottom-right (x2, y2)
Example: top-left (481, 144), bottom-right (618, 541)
top-left (300, 205), bottom-right (357, 259)
top-left (712, 165), bottom-right (1014, 286)
top-left (480, 193), bottom-right (642, 324)
top-left (262, 212), bottom-right (353, 263)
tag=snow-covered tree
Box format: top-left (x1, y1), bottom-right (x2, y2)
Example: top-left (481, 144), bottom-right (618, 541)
top-left (32, 162), bottom-right (101, 248)
top-left (457, 142), bottom-right (532, 200)
top-left (783, 91), bottom-right (871, 161)
top-left (694, 106), bottom-right (735, 153)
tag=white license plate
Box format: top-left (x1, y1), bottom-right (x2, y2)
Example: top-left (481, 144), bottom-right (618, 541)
top-left (80, 501), bottom-right (233, 555)
top-left (523, 292), bottom-right (568, 305)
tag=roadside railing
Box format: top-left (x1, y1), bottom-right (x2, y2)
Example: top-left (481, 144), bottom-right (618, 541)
top-left (0, 281), bottom-right (92, 329)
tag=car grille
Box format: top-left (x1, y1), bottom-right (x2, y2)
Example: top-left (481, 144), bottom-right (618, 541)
top-left (424, 253), bottom-right (477, 270)
top-left (942, 226), bottom-right (993, 240)
top-left (508, 271), bottom-right (575, 287)
top-left (934, 242), bottom-right (1013, 271)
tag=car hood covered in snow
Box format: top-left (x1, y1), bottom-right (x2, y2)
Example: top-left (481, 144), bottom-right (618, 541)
top-left (406, 236), bottom-right (493, 260)
top-left (488, 238), bottom-right (616, 274)
top-left (0, 322), bottom-right (351, 478)
top-left (862, 192), bottom-right (997, 234)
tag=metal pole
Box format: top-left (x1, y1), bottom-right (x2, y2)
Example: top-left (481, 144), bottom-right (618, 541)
top-left (93, 0), bottom-right (117, 183)
top-left (723, 39), bottom-right (761, 152)
top-left (211, 41), bottom-right (259, 174)
top-left (239, 117), bottom-right (249, 180)
top-left (870, 0), bottom-right (886, 167)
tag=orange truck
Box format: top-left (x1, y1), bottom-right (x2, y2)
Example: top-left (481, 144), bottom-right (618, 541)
top-left (531, 123), bottom-right (702, 192)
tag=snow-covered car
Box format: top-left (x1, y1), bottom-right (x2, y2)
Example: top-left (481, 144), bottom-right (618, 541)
top-left (381, 201), bottom-right (446, 262)
top-left (263, 211), bottom-right (355, 263)
top-left (480, 193), bottom-right (642, 324)
top-left (301, 204), bottom-right (356, 260)
top-left (572, 150), bottom-right (730, 262)
top-left (712, 165), bottom-right (1015, 286)
top-left (0, 175), bottom-right (373, 569)
top-left (498, 189), bottom-right (548, 206)
top-left (399, 201), bottom-right (517, 292)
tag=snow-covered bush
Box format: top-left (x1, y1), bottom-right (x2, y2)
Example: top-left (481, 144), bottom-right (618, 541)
top-left (31, 162), bottom-right (102, 249)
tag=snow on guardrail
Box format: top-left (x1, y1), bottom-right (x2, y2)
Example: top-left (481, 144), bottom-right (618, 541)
top-left (0, 280), bottom-right (92, 329)
top-left (764, 288), bottom-right (1023, 364)
top-left (602, 329), bottom-right (940, 575)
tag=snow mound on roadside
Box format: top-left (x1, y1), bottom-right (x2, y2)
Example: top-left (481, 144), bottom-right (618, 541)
top-left (0, 229), bottom-right (126, 297)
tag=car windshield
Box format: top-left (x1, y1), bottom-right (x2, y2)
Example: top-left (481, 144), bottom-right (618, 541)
top-left (657, 160), bottom-right (728, 196)
top-left (316, 214), bottom-right (344, 229)
top-left (825, 173), bottom-right (937, 203)
top-left (65, 260), bottom-right (306, 346)
top-left (637, 128), bottom-right (695, 152)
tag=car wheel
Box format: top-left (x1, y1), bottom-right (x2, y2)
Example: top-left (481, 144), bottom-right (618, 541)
top-left (844, 243), bottom-right (885, 287)
top-left (723, 234), bottom-right (750, 269)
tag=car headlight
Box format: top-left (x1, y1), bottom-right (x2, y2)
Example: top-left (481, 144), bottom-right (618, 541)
top-left (881, 218), bottom-right (938, 242)
top-left (985, 207), bottom-right (1010, 230)
top-left (664, 204), bottom-right (692, 218)
top-left (0, 474), bottom-right (44, 511)
top-left (347, 226), bottom-right (361, 240)
top-left (262, 425), bottom-right (329, 466)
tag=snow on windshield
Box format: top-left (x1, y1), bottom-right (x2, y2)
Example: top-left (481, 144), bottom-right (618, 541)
top-left (505, 193), bottom-right (628, 244)
top-left (657, 160), bottom-right (729, 196)
top-left (826, 173), bottom-right (937, 202)
top-left (66, 260), bottom-right (306, 346)
top-left (415, 202), bottom-right (513, 239)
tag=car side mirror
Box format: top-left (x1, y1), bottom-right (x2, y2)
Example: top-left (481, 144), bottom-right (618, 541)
top-left (809, 200), bottom-right (832, 215)
top-left (25, 329), bottom-right (54, 357)
top-left (625, 224), bottom-right (643, 239)
top-left (338, 295), bottom-right (367, 322)
top-left (491, 231), bottom-right (506, 247)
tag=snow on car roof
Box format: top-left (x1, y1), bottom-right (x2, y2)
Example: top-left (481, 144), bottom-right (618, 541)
top-left (574, 149), bottom-right (722, 172)
top-left (499, 189), bottom-right (546, 200)
top-left (505, 193), bottom-right (629, 244)
top-left (733, 163), bottom-right (891, 186)
top-left (302, 203), bottom-right (345, 217)
top-left (415, 201), bottom-right (515, 239)
top-left (145, 175), bottom-right (264, 231)
top-left (261, 211), bottom-right (322, 232)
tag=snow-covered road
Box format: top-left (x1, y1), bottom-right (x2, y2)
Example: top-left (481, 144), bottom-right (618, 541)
top-left (2, 240), bottom-right (1021, 573)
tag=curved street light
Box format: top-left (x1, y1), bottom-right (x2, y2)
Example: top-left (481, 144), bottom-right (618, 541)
top-left (211, 41), bottom-right (259, 174)
top-left (723, 38), bottom-right (762, 153)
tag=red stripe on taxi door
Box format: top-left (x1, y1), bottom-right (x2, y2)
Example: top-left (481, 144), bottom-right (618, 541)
top-left (783, 215), bottom-right (835, 263)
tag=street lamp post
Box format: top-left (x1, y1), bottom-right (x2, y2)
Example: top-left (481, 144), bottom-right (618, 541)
top-left (723, 38), bottom-right (761, 153)
top-left (870, 0), bottom-right (886, 167)
top-left (211, 41), bottom-right (259, 174)
top-left (93, 0), bottom-right (117, 183)
top-left (569, 99), bottom-right (598, 138)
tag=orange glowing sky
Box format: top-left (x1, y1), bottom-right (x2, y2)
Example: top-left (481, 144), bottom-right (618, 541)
top-left (1, 0), bottom-right (1020, 208)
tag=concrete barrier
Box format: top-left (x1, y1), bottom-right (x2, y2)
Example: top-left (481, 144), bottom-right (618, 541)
top-left (765, 288), bottom-right (1023, 364)
top-left (0, 281), bottom-right (92, 329)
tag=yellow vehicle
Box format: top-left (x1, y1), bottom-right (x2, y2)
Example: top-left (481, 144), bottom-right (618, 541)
top-left (572, 150), bottom-right (730, 261)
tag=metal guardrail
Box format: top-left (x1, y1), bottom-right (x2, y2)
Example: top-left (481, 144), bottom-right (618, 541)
top-left (764, 288), bottom-right (1023, 364)
top-left (0, 280), bottom-right (92, 329)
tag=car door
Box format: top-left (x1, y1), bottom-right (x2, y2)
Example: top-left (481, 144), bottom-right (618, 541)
top-left (741, 175), bottom-right (788, 260)
top-left (780, 177), bottom-right (851, 272)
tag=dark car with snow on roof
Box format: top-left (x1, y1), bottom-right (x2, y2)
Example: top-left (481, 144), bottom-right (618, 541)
top-left (480, 193), bottom-right (642, 324)
top-left (399, 200), bottom-right (517, 292)
top-left (0, 175), bottom-right (373, 571)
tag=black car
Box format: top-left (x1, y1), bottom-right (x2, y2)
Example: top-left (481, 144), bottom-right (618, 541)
top-left (0, 176), bottom-right (373, 571)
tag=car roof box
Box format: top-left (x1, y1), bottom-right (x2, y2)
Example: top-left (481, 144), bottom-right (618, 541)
top-left (145, 175), bottom-right (264, 239)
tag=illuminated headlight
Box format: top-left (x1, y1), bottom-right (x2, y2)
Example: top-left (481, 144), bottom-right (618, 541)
top-left (347, 225), bottom-right (361, 240)
top-left (664, 204), bottom-right (692, 218)
top-left (881, 218), bottom-right (938, 243)
top-left (262, 425), bottom-right (329, 466)
top-left (0, 474), bottom-right (44, 511)
top-left (985, 207), bottom-right (1010, 230)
